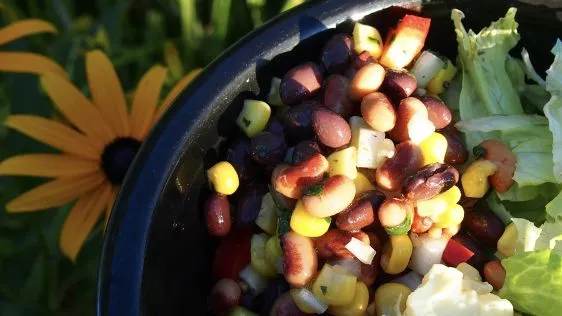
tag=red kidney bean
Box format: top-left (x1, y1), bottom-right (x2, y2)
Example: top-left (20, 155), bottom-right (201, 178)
top-left (463, 209), bottom-right (505, 246)
top-left (312, 107), bottom-right (351, 148)
top-left (274, 153), bottom-right (329, 199)
top-left (402, 163), bottom-right (459, 201)
top-left (225, 139), bottom-right (256, 183)
top-left (483, 260), bottom-right (505, 290)
top-left (302, 175), bottom-right (356, 217)
top-left (360, 232), bottom-right (382, 287)
top-left (249, 132), bottom-right (287, 166)
top-left (349, 63), bottom-right (385, 101)
top-left (209, 279), bottom-right (241, 315)
top-left (388, 97), bottom-right (430, 143)
top-left (416, 95), bottom-right (452, 129)
top-left (283, 101), bottom-right (320, 143)
top-left (212, 230), bottom-right (252, 280)
top-left (381, 69), bottom-right (417, 102)
top-left (282, 231), bottom-right (318, 288)
top-left (440, 126), bottom-right (468, 165)
top-left (323, 74), bottom-right (355, 118)
top-left (351, 51), bottom-right (375, 69)
top-left (280, 62), bottom-right (324, 106)
top-left (265, 116), bottom-right (286, 137)
top-left (292, 140), bottom-right (321, 165)
top-left (321, 34), bottom-right (353, 74)
top-left (314, 229), bottom-right (370, 260)
top-left (375, 141), bottom-right (423, 192)
top-left (205, 193), bottom-right (232, 236)
top-left (236, 183), bottom-right (268, 228)
top-left (361, 92), bottom-right (396, 132)
top-left (336, 190), bottom-right (385, 231)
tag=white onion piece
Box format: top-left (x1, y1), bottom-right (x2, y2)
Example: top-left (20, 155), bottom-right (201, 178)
top-left (292, 288), bottom-right (328, 314)
top-left (345, 237), bottom-right (376, 264)
top-left (408, 233), bottom-right (449, 275)
top-left (393, 271), bottom-right (423, 291)
top-left (329, 258), bottom-right (362, 278)
top-left (410, 50), bottom-right (445, 87)
top-left (239, 265), bottom-right (267, 294)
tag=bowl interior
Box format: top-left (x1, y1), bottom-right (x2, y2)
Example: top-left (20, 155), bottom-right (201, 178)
top-left (100, 0), bottom-right (562, 315)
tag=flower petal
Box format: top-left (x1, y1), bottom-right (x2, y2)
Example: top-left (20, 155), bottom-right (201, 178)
top-left (59, 183), bottom-right (111, 261)
top-left (4, 115), bottom-right (103, 159)
top-left (41, 73), bottom-right (114, 144)
top-left (0, 154), bottom-right (98, 178)
top-left (155, 68), bottom-right (201, 121)
top-left (5, 172), bottom-right (105, 212)
top-left (0, 19), bottom-right (57, 46)
top-left (86, 50), bottom-right (129, 137)
top-left (130, 65), bottom-right (167, 140)
top-left (0, 52), bottom-right (66, 76)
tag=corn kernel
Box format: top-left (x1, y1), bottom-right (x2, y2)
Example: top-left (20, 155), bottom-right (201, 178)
top-left (427, 226), bottom-right (443, 239)
top-left (353, 171), bottom-right (376, 195)
top-left (236, 99), bottom-right (271, 138)
top-left (229, 306), bottom-right (258, 316)
top-left (497, 222), bottom-right (517, 257)
top-left (461, 160), bottom-right (498, 198)
top-left (416, 186), bottom-right (460, 218)
top-left (353, 23), bottom-right (383, 60)
top-left (433, 204), bottom-right (464, 228)
top-left (381, 235), bottom-right (413, 275)
top-left (419, 132), bottom-right (447, 165)
top-left (374, 283), bottom-right (411, 316)
top-left (290, 201), bottom-right (331, 237)
top-left (265, 235), bottom-right (283, 271)
top-left (329, 282), bottom-right (369, 316)
top-left (250, 234), bottom-right (277, 278)
top-left (328, 146), bottom-right (358, 179)
top-left (427, 59), bottom-right (458, 95)
top-left (207, 161), bottom-right (239, 195)
top-left (313, 264), bottom-right (357, 306)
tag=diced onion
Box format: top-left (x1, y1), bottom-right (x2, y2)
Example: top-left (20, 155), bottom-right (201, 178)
top-left (393, 271), bottom-right (423, 291)
top-left (292, 288), bottom-right (329, 314)
top-left (410, 51), bottom-right (445, 87)
top-left (408, 233), bottom-right (449, 275)
top-left (329, 258), bottom-right (362, 278)
top-left (345, 237), bottom-right (376, 265)
top-left (239, 265), bottom-right (267, 294)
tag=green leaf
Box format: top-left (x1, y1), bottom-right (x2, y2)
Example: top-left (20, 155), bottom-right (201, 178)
top-left (178, 0), bottom-right (204, 68)
top-left (18, 254), bottom-right (46, 305)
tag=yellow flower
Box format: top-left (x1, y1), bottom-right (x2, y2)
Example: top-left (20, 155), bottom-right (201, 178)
top-left (0, 49), bottom-right (201, 261)
top-left (0, 19), bottom-right (65, 76)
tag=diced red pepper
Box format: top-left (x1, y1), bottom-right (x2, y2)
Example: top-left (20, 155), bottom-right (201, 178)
top-left (379, 15), bottom-right (431, 68)
top-left (442, 238), bottom-right (474, 267)
top-left (212, 229), bottom-right (252, 280)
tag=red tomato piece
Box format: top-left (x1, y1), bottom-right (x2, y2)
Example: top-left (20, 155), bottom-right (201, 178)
top-left (441, 238), bottom-right (474, 267)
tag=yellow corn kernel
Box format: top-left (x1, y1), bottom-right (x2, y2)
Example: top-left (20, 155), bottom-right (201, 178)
top-left (381, 235), bottom-right (413, 275)
top-left (427, 226), bottom-right (443, 239)
top-left (353, 23), bottom-right (383, 60)
top-left (433, 204), bottom-right (464, 228)
top-left (265, 235), bottom-right (283, 270)
top-left (313, 264), bottom-right (357, 306)
top-left (329, 282), bottom-right (369, 316)
top-left (461, 160), bottom-right (498, 198)
top-left (419, 132), bottom-right (448, 165)
top-left (250, 234), bottom-right (277, 278)
top-left (354, 172), bottom-right (376, 195)
top-left (416, 186), bottom-right (461, 217)
top-left (374, 283), bottom-right (411, 316)
top-left (328, 146), bottom-right (358, 179)
top-left (229, 306), bottom-right (258, 316)
top-left (427, 59), bottom-right (458, 95)
top-left (290, 201), bottom-right (331, 237)
top-left (236, 99), bottom-right (271, 138)
top-left (207, 161), bottom-right (239, 195)
top-left (497, 222), bottom-right (517, 257)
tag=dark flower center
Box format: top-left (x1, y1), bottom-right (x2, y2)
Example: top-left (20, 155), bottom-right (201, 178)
top-left (101, 137), bottom-right (141, 185)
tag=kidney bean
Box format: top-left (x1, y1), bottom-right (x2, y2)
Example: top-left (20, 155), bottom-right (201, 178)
top-left (212, 230), bottom-right (252, 280)
top-left (417, 95), bottom-right (452, 129)
top-left (209, 279), bottom-right (241, 315)
top-left (255, 277), bottom-right (291, 315)
top-left (269, 292), bottom-right (309, 316)
top-left (323, 74), bottom-right (355, 118)
top-left (349, 63), bottom-right (385, 101)
top-left (265, 116), bottom-right (286, 137)
top-left (205, 193), bottom-right (232, 236)
top-left (225, 139), bottom-right (255, 183)
top-left (283, 101), bottom-right (320, 143)
top-left (402, 163), bottom-right (459, 200)
top-left (376, 141), bottom-right (423, 192)
top-left (312, 107), bottom-right (351, 148)
top-left (292, 140), bottom-right (321, 165)
top-left (463, 209), bottom-right (505, 246)
top-left (411, 212), bottom-right (433, 233)
top-left (474, 140), bottom-right (516, 193)
top-left (236, 183), bottom-right (268, 228)
top-left (321, 34), bottom-right (353, 74)
top-left (389, 97), bottom-right (433, 143)
top-left (440, 126), bottom-right (468, 165)
top-left (483, 260), bottom-right (505, 290)
top-left (274, 153), bottom-right (329, 199)
top-left (302, 175), bottom-right (356, 217)
top-left (381, 69), bottom-right (417, 101)
top-left (314, 229), bottom-right (370, 260)
top-left (248, 132), bottom-right (287, 166)
top-left (378, 198), bottom-right (413, 230)
top-left (360, 92), bottom-right (396, 132)
top-left (336, 190), bottom-right (385, 231)
top-left (280, 62), bottom-right (324, 106)
top-left (351, 51), bottom-right (375, 69)
top-left (360, 232), bottom-right (382, 286)
top-left (282, 231), bottom-right (318, 288)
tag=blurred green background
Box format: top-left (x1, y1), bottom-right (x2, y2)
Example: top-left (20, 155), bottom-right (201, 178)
top-left (0, 0), bottom-right (304, 314)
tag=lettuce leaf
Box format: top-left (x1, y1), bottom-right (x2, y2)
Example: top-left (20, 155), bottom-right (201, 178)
top-left (546, 191), bottom-right (562, 222)
top-left (544, 40), bottom-right (562, 182)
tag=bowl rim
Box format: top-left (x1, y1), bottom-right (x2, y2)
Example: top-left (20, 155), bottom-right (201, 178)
top-left (95, 0), bottom-right (399, 314)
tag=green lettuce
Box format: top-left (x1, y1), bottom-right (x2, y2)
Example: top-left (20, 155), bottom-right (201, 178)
top-left (544, 40), bottom-right (562, 182)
